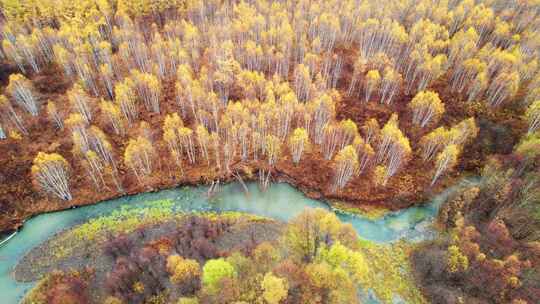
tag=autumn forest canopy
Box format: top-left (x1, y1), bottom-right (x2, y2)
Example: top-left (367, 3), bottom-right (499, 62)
top-left (0, 0), bottom-right (539, 303)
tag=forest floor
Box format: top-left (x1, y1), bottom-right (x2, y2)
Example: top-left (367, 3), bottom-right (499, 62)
top-left (0, 47), bottom-right (528, 234)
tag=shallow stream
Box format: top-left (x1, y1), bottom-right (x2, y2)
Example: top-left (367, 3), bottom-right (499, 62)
top-left (0, 181), bottom-right (472, 303)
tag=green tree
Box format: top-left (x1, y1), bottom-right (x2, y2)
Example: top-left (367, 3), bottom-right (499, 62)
top-left (202, 258), bottom-right (237, 294)
top-left (515, 132), bottom-right (540, 160)
top-left (318, 242), bottom-right (369, 286)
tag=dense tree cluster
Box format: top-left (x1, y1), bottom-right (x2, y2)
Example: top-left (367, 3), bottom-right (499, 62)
top-left (100, 215), bottom-right (233, 303)
top-left (50, 209), bottom-right (371, 304)
top-left (4, 0), bottom-right (530, 202)
top-left (413, 134), bottom-right (540, 304)
top-left (3, 1), bottom-right (539, 304)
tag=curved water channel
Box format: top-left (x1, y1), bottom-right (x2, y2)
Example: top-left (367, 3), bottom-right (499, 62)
top-left (0, 180), bottom-right (474, 303)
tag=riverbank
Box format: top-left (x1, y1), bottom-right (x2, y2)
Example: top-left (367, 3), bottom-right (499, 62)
top-left (0, 155), bottom-right (462, 236)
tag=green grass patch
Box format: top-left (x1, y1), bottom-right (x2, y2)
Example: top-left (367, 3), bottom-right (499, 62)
top-left (358, 239), bottom-right (427, 304)
top-left (331, 201), bottom-right (391, 220)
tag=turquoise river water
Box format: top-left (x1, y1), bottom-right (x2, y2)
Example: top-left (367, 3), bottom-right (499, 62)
top-left (0, 181), bottom-right (473, 303)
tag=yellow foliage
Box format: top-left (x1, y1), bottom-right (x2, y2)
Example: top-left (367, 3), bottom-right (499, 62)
top-left (124, 136), bottom-right (154, 175)
top-left (374, 165), bottom-right (387, 187)
top-left (167, 255), bottom-right (201, 285)
top-left (264, 134), bottom-right (281, 165)
top-left (104, 296), bottom-right (123, 304)
top-left (9, 130), bottom-right (22, 140)
top-left (65, 113), bottom-right (86, 128)
top-left (261, 272), bottom-right (288, 304)
top-left (447, 245), bottom-right (469, 273)
top-left (289, 127), bottom-right (310, 161)
top-left (366, 70), bottom-right (381, 84)
top-left (334, 145), bottom-right (359, 171)
top-left (318, 242), bottom-right (369, 285)
top-left (409, 90), bottom-right (445, 126)
top-left (32, 152), bottom-right (69, 175)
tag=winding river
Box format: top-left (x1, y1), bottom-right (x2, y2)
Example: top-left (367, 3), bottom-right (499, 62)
top-left (0, 180), bottom-right (473, 303)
